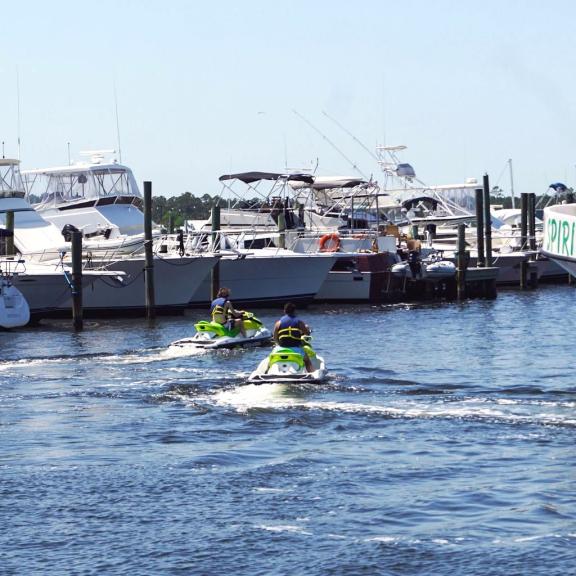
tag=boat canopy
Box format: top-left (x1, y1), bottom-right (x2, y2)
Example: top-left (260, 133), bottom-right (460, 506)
top-left (219, 171), bottom-right (314, 184)
top-left (22, 162), bottom-right (141, 208)
top-left (290, 176), bottom-right (368, 191)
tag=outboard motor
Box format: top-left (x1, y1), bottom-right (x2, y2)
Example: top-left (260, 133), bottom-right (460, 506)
top-left (61, 224), bottom-right (81, 242)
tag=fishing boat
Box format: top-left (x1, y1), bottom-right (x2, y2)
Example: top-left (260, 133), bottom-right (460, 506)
top-left (17, 154), bottom-right (219, 314)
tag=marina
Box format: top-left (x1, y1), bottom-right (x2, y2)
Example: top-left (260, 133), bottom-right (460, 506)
top-left (2, 2), bottom-right (576, 575)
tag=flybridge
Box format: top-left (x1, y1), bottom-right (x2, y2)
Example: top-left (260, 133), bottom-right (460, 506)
top-left (22, 152), bottom-right (141, 209)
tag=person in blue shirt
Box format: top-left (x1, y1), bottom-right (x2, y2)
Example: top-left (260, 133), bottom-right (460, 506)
top-left (273, 302), bottom-right (313, 372)
top-left (210, 287), bottom-right (246, 337)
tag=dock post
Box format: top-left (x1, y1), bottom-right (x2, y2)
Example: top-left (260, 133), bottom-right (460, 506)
top-left (5, 210), bottom-right (14, 256)
top-left (482, 174), bottom-right (492, 267)
top-left (277, 210), bottom-right (286, 249)
top-left (520, 192), bottom-right (528, 289)
top-left (71, 230), bottom-right (83, 331)
top-left (211, 205), bottom-right (221, 300)
top-left (528, 192), bottom-right (538, 288)
top-left (457, 223), bottom-right (466, 300)
top-left (475, 188), bottom-right (485, 267)
top-left (143, 181), bottom-right (156, 319)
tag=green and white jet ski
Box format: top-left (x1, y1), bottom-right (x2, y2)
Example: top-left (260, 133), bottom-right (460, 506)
top-left (170, 312), bottom-right (272, 350)
top-left (248, 336), bottom-right (326, 383)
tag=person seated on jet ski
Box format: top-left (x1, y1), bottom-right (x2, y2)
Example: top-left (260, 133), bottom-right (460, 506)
top-left (210, 287), bottom-right (246, 337)
top-left (273, 302), bottom-right (313, 373)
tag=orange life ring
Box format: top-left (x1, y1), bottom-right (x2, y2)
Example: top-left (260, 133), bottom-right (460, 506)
top-left (319, 233), bottom-right (341, 252)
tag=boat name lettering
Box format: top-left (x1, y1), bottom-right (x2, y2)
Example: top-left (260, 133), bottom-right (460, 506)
top-left (545, 216), bottom-right (576, 256)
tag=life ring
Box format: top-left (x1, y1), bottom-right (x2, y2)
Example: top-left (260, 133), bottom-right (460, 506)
top-left (319, 233), bottom-right (341, 252)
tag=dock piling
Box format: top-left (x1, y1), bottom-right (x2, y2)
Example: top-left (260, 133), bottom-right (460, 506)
top-left (482, 174), bottom-right (492, 267)
top-left (277, 210), bottom-right (286, 249)
top-left (457, 223), bottom-right (467, 300)
top-left (5, 210), bottom-right (14, 256)
top-left (211, 205), bottom-right (221, 300)
top-left (143, 181), bottom-right (156, 319)
top-left (71, 230), bottom-right (83, 331)
top-left (528, 192), bottom-right (538, 288)
top-left (475, 188), bottom-right (485, 267)
top-left (520, 192), bottom-right (528, 289)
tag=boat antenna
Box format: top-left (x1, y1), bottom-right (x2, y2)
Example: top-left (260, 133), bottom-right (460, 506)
top-left (2, 141), bottom-right (4, 159)
top-left (16, 69), bottom-right (21, 160)
top-left (292, 109), bottom-right (367, 178)
top-left (113, 78), bottom-right (122, 163)
top-left (322, 110), bottom-right (379, 162)
top-left (508, 158), bottom-right (516, 209)
top-left (67, 142), bottom-right (71, 165)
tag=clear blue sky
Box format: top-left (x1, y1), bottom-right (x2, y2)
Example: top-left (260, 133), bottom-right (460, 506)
top-left (2, 0), bottom-right (575, 198)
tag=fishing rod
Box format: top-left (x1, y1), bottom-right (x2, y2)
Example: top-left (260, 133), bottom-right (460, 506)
top-left (292, 109), bottom-right (368, 179)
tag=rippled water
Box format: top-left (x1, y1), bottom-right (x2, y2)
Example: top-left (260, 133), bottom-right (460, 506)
top-left (1, 287), bottom-right (575, 575)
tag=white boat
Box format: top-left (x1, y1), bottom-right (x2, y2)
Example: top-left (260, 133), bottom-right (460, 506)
top-left (16, 154), bottom-right (219, 314)
top-left (0, 261), bottom-right (30, 328)
top-left (188, 247), bottom-right (335, 307)
top-left (170, 313), bottom-right (272, 350)
top-left (248, 345), bottom-right (327, 384)
top-left (541, 202), bottom-right (576, 277)
top-left (0, 159), bottom-right (119, 318)
top-left (23, 151), bottom-right (152, 256)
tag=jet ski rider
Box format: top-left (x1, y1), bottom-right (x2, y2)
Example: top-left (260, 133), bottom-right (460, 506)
top-left (273, 302), bottom-right (313, 373)
top-left (210, 287), bottom-right (246, 337)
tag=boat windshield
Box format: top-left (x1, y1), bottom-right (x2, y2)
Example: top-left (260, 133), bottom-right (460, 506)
top-left (0, 160), bottom-right (25, 198)
top-left (23, 163), bottom-right (141, 207)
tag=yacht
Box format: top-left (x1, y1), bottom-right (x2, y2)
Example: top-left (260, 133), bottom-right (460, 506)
top-left (22, 151), bottom-right (151, 256)
top-left (0, 158), bottom-right (118, 319)
top-left (16, 156), bottom-right (218, 315)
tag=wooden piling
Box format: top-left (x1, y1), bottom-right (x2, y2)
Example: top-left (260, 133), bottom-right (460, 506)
top-left (5, 210), bottom-right (14, 256)
top-left (520, 192), bottom-right (528, 290)
top-left (482, 174), bottom-right (492, 267)
top-left (211, 205), bottom-right (221, 300)
top-left (475, 188), bottom-right (485, 267)
top-left (528, 192), bottom-right (538, 288)
top-left (71, 230), bottom-right (83, 331)
top-left (143, 181), bottom-right (156, 319)
top-left (277, 210), bottom-right (286, 249)
top-left (457, 223), bottom-right (467, 300)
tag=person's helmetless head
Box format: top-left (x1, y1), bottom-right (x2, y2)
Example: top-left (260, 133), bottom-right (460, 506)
top-left (218, 287), bottom-right (230, 298)
top-left (284, 302), bottom-right (296, 316)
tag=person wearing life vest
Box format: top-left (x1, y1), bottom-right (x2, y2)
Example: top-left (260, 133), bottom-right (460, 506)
top-left (273, 302), bottom-right (313, 372)
top-left (210, 287), bottom-right (246, 337)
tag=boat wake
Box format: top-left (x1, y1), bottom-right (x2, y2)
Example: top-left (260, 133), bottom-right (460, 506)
top-left (0, 345), bottom-right (207, 372)
top-left (208, 388), bottom-right (576, 428)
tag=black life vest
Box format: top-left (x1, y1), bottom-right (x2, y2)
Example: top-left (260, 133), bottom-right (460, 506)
top-left (277, 314), bottom-right (303, 347)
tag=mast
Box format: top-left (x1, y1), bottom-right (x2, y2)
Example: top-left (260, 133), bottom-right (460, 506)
top-left (16, 70), bottom-right (21, 160)
top-left (508, 158), bottom-right (515, 209)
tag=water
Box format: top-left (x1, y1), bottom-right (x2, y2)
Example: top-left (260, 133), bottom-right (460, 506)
top-left (1, 287), bottom-right (575, 575)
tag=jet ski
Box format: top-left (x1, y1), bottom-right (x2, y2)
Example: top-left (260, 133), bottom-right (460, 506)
top-left (170, 312), bottom-right (272, 350)
top-left (248, 336), bottom-right (327, 383)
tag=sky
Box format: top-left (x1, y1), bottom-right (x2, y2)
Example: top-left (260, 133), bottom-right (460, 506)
top-left (1, 0), bottom-right (576, 198)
